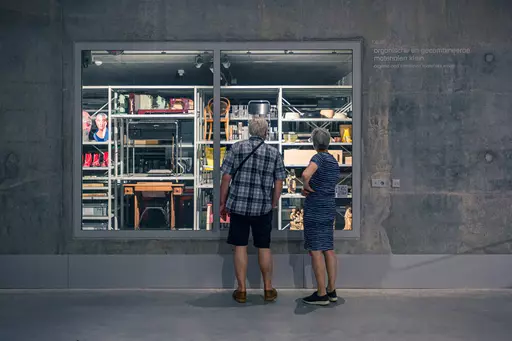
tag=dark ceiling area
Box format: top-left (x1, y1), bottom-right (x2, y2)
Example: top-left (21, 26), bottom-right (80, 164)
top-left (82, 51), bottom-right (353, 86)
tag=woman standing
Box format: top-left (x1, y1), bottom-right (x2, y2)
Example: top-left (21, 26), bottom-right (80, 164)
top-left (301, 128), bottom-right (340, 305)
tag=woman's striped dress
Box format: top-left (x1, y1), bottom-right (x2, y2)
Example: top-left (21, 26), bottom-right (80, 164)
top-left (303, 152), bottom-right (340, 251)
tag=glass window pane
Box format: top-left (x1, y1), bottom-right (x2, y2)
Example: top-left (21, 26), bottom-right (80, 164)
top-left (81, 50), bottom-right (213, 231)
top-left (218, 49), bottom-right (354, 233)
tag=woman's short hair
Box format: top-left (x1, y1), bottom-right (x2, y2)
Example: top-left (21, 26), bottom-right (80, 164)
top-left (311, 128), bottom-right (331, 150)
top-left (248, 117), bottom-right (268, 139)
top-left (95, 113), bottom-right (107, 121)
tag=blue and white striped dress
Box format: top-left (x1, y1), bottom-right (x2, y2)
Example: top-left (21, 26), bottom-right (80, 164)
top-left (303, 152), bottom-right (340, 251)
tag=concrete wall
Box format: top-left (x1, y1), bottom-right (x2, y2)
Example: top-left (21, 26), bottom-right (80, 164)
top-left (1, 0), bottom-right (512, 256)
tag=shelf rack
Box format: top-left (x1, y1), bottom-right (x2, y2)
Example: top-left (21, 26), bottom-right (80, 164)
top-left (82, 85), bottom-right (354, 232)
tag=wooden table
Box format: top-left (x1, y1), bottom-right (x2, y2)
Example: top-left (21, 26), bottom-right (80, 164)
top-left (123, 182), bottom-right (184, 230)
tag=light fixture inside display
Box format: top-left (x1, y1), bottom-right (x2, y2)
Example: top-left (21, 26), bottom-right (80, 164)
top-left (195, 54), bottom-right (204, 68)
top-left (107, 50), bottom-right (124, 56)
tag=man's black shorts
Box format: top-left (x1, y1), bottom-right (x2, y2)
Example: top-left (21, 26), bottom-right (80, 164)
top-left (227, 211), bottom-right (273, 248)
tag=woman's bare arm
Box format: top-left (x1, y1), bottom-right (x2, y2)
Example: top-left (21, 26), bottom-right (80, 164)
top-left (302, 161), bottom-right (318, 193)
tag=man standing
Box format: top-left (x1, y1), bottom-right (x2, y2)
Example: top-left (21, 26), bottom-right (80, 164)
top-left (220, 117), bottom-right (285, 303)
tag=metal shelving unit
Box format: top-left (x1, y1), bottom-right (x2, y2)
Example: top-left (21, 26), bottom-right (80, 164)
top-left (279, 85), bottom-right (354, 231)
top-left (82, 85), bottom-right (354, 232)
top-left (81, 88), bottom-right (115, 230)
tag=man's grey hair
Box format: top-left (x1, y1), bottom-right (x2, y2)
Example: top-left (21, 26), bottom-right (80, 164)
top-left (248, 117), bottom-right (268, 139)
top-left (311, 128), bottom-right (331, 150)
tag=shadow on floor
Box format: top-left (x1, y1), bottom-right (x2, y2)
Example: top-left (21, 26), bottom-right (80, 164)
top-left (293, 297), bottom-right (345, 315)
top-left (187, 292), bottom-right (272, 308)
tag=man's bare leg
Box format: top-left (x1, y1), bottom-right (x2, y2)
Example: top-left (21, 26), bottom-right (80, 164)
top-left (234, 246), bottom-right (248, 291)
top-left (258, 248), bottom-right (273, 290)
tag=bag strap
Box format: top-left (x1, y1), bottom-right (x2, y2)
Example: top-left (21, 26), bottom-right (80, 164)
top-left (231, 140), bottom-right (265, 180)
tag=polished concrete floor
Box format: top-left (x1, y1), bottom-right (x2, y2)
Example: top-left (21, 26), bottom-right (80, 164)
top-left (0, 290), bottom-right (511, 341)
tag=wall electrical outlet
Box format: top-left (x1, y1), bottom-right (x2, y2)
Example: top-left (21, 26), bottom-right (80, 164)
top-left (392, 179), bottom-right (401, 188)
top-left (371, 178), bottom-right (389, 188)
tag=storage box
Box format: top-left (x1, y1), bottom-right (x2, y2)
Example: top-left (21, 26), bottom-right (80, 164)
top-left (133, 140), bottom-right (159, 145)
top-left (82, 203), bottom-right (107, 216)
top-left (330, 150), bottom-right (344, 164)
top-left (345, 156), bottom-right (352, 165)
top-left (284, 149), bottom-right (317, 165)
top-left (284, 149), bottom-right (344, 166)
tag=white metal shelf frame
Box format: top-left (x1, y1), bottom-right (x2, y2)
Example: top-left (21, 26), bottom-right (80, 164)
top-left (83, 84), bottom-right (355, 233)
top-left (278, 85), bottom-right (354, 231)
top-left (75, 41), bottom-right (361, 239)
top-left (81, 87), bottom-right (115, 230)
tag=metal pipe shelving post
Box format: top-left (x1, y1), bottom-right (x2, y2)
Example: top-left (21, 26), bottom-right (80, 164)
top-left (107, 87), bottom-right (112, 230)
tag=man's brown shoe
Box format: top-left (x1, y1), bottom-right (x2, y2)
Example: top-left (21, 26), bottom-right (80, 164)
top-left (264, 288), bottom-right (278, 302)
top-left (232, 290), bottom-right (247, 303)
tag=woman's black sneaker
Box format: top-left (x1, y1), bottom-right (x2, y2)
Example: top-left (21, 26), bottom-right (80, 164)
top-left (327, 288), bottom-right (338, 302)
top-left (302, 291), bottom-right (330, 306)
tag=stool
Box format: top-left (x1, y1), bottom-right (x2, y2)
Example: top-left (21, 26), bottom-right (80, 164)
top-left (139, 206), bottom-right (169, 229)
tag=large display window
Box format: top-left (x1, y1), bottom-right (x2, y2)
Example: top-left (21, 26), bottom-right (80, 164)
top-left (74, 42), bottom-right (361, 238)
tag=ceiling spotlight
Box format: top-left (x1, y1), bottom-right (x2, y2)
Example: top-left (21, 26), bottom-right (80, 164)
top-left (221, 55), bottom-right (231, 68)
top-left (94, 60), bottom-right (103, 66)
top-left (195, 55), bottom-right (204, 68)
top-left (107, 50), bottom-right (124, 56)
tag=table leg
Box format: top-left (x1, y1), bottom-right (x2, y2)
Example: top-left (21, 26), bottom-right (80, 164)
top-left (134, 194), bottom-right (140, 230)
top-left (170, 192), bottom-right (175, 230)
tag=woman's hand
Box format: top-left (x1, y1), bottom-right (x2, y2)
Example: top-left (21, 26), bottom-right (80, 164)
top-left (302, 160), bottom-right (317, 197)
top-left (301, 186), bottom-right (314, 196)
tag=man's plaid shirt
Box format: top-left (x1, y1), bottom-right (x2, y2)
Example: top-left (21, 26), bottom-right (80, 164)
top-left (221, 136), bottom-right (286, 216)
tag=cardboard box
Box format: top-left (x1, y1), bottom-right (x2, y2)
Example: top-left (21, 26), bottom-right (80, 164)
top-left (284, 149), bottom-right (317, 165)
top-left (284, 149), bottom-right (343, 165)
top-left (345, 156), bottom-right (352, 165)
top-left (133, 140), bottom-right (159, 145)
top-left (330, 150), bottom-right (344, 164)
top-left (82, 203), bottom-right (107, 216)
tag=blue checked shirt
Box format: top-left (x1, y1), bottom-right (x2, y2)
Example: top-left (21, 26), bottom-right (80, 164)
top-left (221, 137), bottom-right (286, 216)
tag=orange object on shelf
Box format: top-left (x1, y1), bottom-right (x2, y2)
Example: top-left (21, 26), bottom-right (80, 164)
top-left (203, 97), bottom-right (230, 141)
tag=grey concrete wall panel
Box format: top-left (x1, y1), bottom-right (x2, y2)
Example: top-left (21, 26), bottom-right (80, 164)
top-left (0, 255), bottom-right (68, 289)
top-left (305, 255), bottom-right (512, 289)
top-left (3, 254), bottom-right (512, 289)
top-left (0, 2), bottom-right (64, 255)
top-left (69, 255), bottom-right (304, 288)
top-left (1, 0), bottom-right (512, 256)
